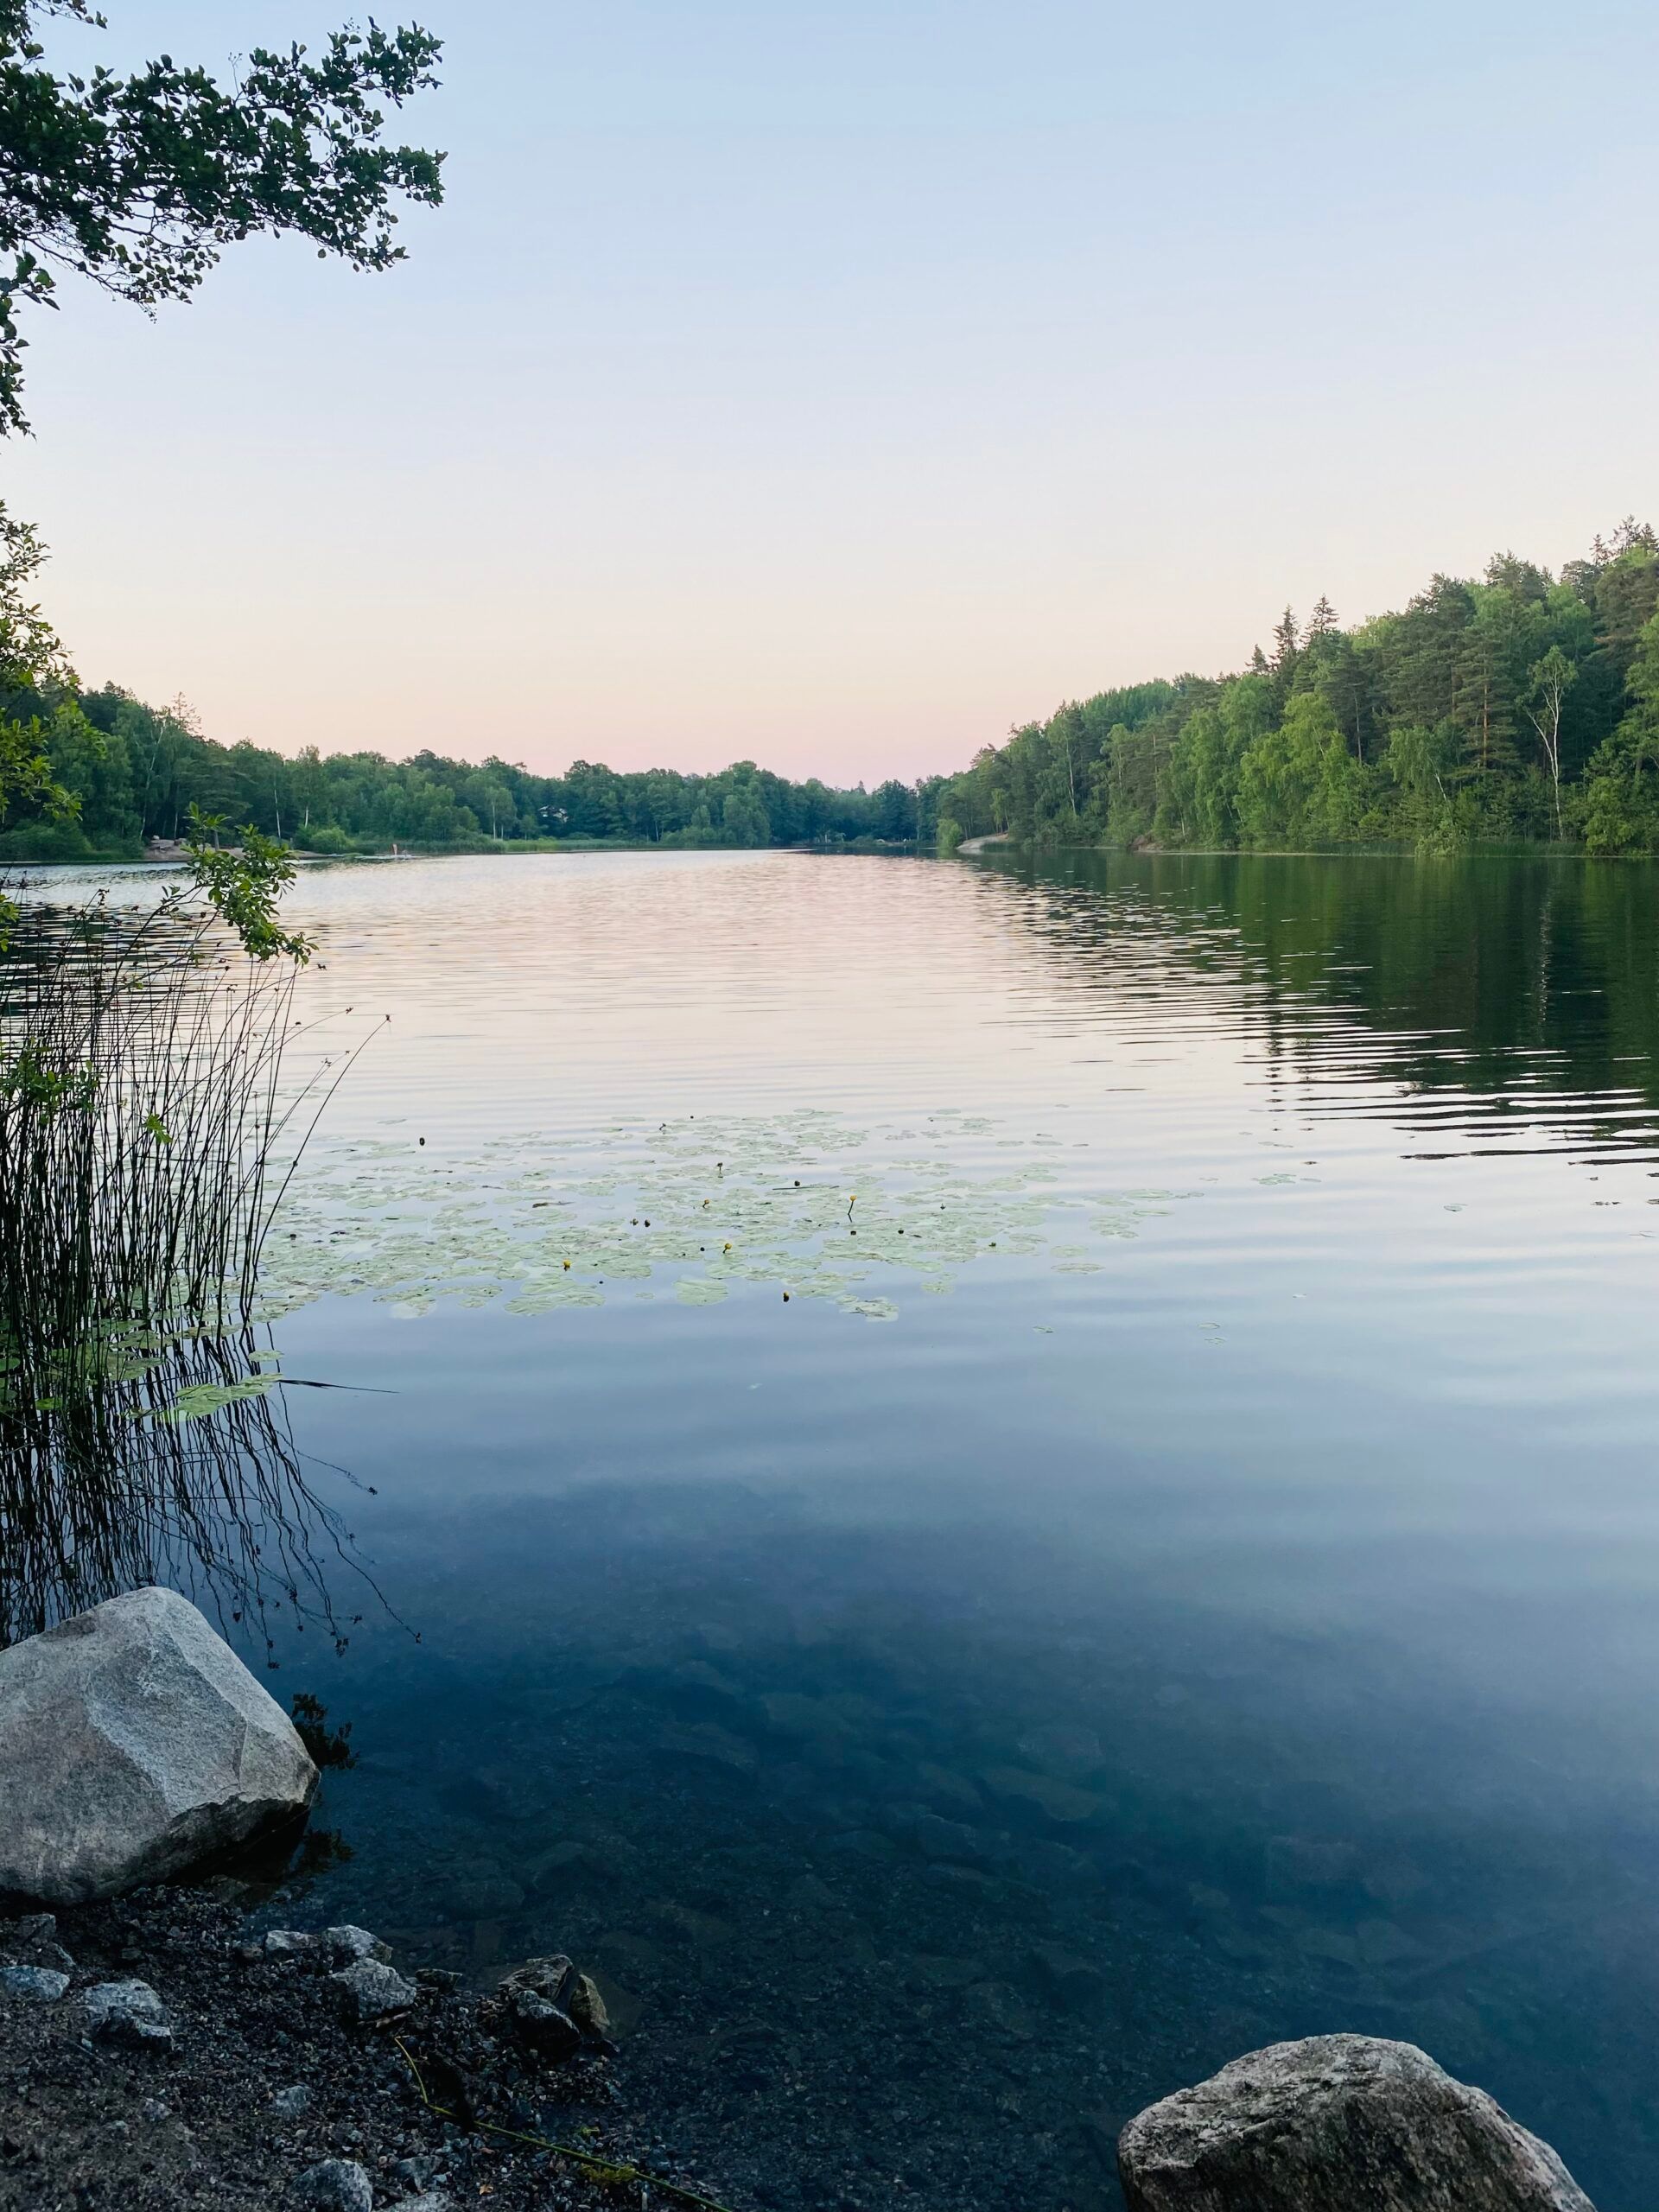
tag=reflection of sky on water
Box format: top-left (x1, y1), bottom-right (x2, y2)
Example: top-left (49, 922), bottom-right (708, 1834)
top-left (23, 849), bottom-right (1659, 2211)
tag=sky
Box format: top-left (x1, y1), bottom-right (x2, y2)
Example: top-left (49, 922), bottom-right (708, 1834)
top-left (7, 0), bottom-right (1659, 785)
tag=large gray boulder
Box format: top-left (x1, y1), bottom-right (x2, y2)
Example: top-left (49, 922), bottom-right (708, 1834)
top-left (1118, 2035), bottom-right (1594, 2212)
top-left (0, 1586), bottom-right (317, 1904)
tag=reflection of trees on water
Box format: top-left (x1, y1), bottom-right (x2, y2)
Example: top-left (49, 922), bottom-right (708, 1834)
top-left (0, 1324), bottom-right (391, 1655)
top-left (978, 850), bottom-right (1659, 1156)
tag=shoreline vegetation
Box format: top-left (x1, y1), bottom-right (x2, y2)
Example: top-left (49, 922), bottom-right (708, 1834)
top-left (8, 521), bottom-right (1659, 870)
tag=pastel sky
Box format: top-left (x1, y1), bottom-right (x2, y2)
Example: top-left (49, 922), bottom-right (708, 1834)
top-left (9, 1), bottom-right (1658, 783)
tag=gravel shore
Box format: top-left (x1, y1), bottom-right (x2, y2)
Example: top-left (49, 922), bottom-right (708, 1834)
top-left (0, 1887), bottom-right (731, 2212)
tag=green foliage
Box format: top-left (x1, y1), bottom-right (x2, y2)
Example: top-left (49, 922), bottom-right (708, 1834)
top-left (938, 521), bottom-right (1659, 855)
top-left (0, 1), bottom-right (444, 433)
top-left (9, 696), bottom-right (938, 857)
top-left (1578, 609), bottom-right (1659, 855)
top-left (0, 502), bottom-right (77, 845)
top-left (183, 809), bottom-right (313, 963)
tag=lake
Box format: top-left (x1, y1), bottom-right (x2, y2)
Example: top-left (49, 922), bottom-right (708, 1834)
top-left (22, 845), bottom-right (1659, 2212)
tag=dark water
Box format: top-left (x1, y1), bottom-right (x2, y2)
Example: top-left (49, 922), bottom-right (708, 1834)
top-left (30, 848), bottom-right (1659, 2210)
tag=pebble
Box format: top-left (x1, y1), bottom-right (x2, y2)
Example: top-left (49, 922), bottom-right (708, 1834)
top-left (294, 2156), bottom-right (374, 2211)
top-left (0, 1966), bottom-right (69, 2002)
top-left (272, 2083), bottom-right (315, 2116)
top-left (139, 2098), bottom-right (170, 2123)
top-left (1, 1911), bottom-right (75, 1975)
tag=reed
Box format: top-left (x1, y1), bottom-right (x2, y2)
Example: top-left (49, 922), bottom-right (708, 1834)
top-left (0, 1319), bottom-right (386, 1655)
top-left (0, 874), bottom-right (381, 1647)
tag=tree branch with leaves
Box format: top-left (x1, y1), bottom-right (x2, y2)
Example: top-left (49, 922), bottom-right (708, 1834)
top-left (0, 0), bottom-right (444, 434)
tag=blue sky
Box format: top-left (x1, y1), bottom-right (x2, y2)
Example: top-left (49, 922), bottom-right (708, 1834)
top-left (9, 1), bottom-right (1658, 779)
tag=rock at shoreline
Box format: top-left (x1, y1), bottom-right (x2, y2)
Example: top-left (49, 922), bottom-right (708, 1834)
top-left (0, 1963), bottom-right (69, 2001)
top-left (295, 2157), bottom-right (374, 2210)
top-left (496, 1954), bottom-right (614, 2061)
top-left (1118, 2034), bottom-right (1595, 2212)
top-left (330, 1955), bottom-right (418, 2024)
top-left (0, 1586), bottom-right (318, 1904)
top-left (264, 1929), bottom-right (321, 1958)
top-left (83, 1979), bottom-right (173, 2050)
top-left (325, 1925), bottom-right (393, 1965)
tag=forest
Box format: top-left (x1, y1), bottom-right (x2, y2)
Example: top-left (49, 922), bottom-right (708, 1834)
top-left (0, 680), bottom-right (941, 861)
top-left (933, 521), bottom-right (1659, 856)
top-left (6, 521), bottom-right (1659, 864)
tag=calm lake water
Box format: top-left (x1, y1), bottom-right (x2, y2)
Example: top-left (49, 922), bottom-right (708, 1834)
top-left (25, 846), bottom-right (1659, 2210)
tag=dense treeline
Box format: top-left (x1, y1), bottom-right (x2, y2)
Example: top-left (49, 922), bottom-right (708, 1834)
top-left (935, 521), bottom-right (1659, 855)
top-left (11, 518), bottom-right (1659, 865)
top-left (0, 680), bottom-right (944, 860)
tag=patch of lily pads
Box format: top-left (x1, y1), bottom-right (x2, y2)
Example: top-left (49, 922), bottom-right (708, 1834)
top-left (254, 1109), bottom-right (1195, 1325)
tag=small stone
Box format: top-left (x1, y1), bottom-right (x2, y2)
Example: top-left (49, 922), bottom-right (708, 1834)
top-left (1016, 1720), bottom-right (1103, 1782)
top-left (83, 1980), bottom-right (172, 2048)
top-left (825, 1829), bottom-right (898, 1865)
top-left (273, 2084), bottom-right (315, 2115)
top-left (1027, 1942), bottom-right (1106, 2017)
top-left (330, 1957), bottom-right (417, 2023)
top-left (0, 1965), bottom-right (68, 2002)
top-left (526, 1839), bottom-right (607, 1892)
top-left (914, 1762), bottom-right (985, 1814)
top-left (294, 2157), bottom-right (374, 2211)
top-left (388, 2196), bottom-right (454, 2212)
top-left (922, 1863), bottom-right (993, 1891)
top-left (564, 1972), bottom-right (611, 2043)
top-left (658, 1720), bottom-right (758, 1771)
top-left (322, 1926), bottom-right (391, 1964)
top-left (264, 1929), bottom-right (320, 1958)
top-left (509, 1989), bottom-right (582, 2061)
top-left (414, 1967), bottom-right (462, 1991)
top-left (2, 1911), bottom-right (75, 1974)
top-left (978, 1764), bottom-right (1101, 1823)
top-left (498, 1953), bottom-right (573, 2000)
top-left (139, 2098), bottom-right (170, 2122)
top-left (442, 1874), bottom-right (525, 1918)
top-left (909, 1813), bottom-right (990, 1866)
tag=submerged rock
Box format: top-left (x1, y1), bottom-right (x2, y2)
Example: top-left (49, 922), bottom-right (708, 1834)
top-left (0, 1586), bottom-right (318, 1904)
top-left (1118, 2034), bottom-right (1595, 2212)
top-left (497, 1953), bottom-right (610, 2060)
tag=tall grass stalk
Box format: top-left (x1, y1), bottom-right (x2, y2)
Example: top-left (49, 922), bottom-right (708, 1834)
top-left (0, 891), bottom-right (355, 1383)
top-left (0, 881), bottom-right (378, 1643)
